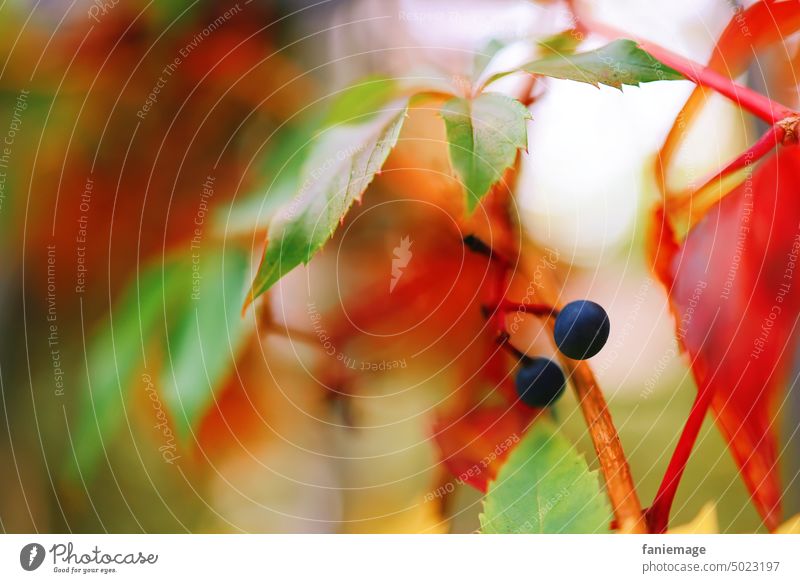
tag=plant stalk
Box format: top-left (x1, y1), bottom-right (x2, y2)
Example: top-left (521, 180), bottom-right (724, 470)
top-left (543, 317), bottom-right (647, 533)
top-left (646, 389), bottom-right (713, 533)
top-left (673, 123), bottom-right (787, 214)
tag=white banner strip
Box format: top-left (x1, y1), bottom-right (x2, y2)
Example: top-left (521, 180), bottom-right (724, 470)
top-left (1, 534), bottom-right (798, 582)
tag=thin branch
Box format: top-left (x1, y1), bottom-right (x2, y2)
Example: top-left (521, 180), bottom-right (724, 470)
top-left (645, 389), bottom-right (714, 533)
top-left (700, 124), bottom-right (785, 185)
top-left (483, 300), bottom-right (558, 319)
top-left (672, 123), bottom-right (786, 214)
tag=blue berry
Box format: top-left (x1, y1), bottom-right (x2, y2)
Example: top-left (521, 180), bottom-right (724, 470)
top-left (554, 300), bottom-right (610, 360)
top-left (515, 357), bottom-right (566, 407)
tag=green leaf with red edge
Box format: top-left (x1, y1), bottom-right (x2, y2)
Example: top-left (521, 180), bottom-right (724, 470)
top-left (246, 102), bottom-right (408, 304)
top-left (432, 405), bottom-right (535, 492)
top-left (440, 93), bottom-right (531, 213)
top-left (480, 419), bottom-right (611, 534)
top-left (655, 147), bottom-right (800, 531)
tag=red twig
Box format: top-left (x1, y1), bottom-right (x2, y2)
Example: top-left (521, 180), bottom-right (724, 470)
top-left (645, 389), bottom-right (714, 533)
top-left (673, 124), bottom-right (786, 210)
top-left (566, 0), bottom-right (795, 124)
top-left (484, 301), bottom-right (557, 361)
top-left (704, 124), bottom-right (784, 182)
top-left (497, 300), bottom-right (558, 317)
top-left (639, 43), bottom-right (790, 124)
top-left (518, 74), bottom-right (538, 107)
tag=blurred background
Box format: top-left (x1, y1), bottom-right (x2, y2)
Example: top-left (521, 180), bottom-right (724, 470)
top-left (0, 0), bottom-right (798, 533)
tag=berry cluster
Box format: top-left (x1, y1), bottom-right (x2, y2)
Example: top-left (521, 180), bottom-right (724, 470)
top-left (515, 300), bottom-right (610, 408)
top-left (463, 235), bottom-right (610, 409)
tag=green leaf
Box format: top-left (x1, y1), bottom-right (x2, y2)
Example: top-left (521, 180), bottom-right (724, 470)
top-left (66, 261), bottom-right (183, 480)
top-left (473, 39), bottom-right (506, 82)
top-left (537, 29), bottom-right (583, 58)
top-left (441, 92), bottom-right (530, 213)
top-left (480, 419), bottom-right (611, 533)
top-left (247, 103), bottom-right (408, 302)
top-left (66, 247), bottom-right (250, 479)
top-left (0, 90), bottom-right (54, 235)
top-left (324, 76), bottom-right (401, 127)
top-left (145, 0), bottom-right (201, 29)
top-left (490, 39), bottom-right (684, 89)
top-left (523, 39), bottom-right (683, 88)
top-left (223, 82), bottom-right (411, 239)
top-left (161, 248), bottom-right (250, 441)
top-left (217, 118), bottom-right (320, 238)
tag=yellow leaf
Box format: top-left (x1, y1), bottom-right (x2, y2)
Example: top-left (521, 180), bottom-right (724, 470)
top-left (668, 502), bottom-right (719, 534)
top-left (345, 498), bottom-right (449, 534)
top-left (775, 514), bottom-right (800, 534)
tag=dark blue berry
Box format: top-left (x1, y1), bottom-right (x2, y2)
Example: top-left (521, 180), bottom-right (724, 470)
top-left (554, 300), bottom-right (610, 360)
top-left (515, 357), bottom-right (566, 407)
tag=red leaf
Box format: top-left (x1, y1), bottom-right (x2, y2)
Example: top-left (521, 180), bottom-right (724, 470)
top-left (659, 147), bottom-right (800, 530)
top-left (706, 0), bottom-right (800, 76)
top-left (432, 406), bottom-right (536, 492)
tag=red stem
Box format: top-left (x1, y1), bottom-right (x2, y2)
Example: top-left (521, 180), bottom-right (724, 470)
top-left (567, 1), bottom-right (795, 124)
top-left (703, 124), bottom-right (784, 183)
top-left (485, 300), bottom-right (559, 318)
top-left (674, 124), bottom-right (785, 211)
top-left (492, 267), bottom-right (511, 337)
top-left (645, 388), bottom-right (714, 533)
top-left (639, 43), bottom-right (790, 124)
top-left (487, 301), bottom-right (557, 362)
